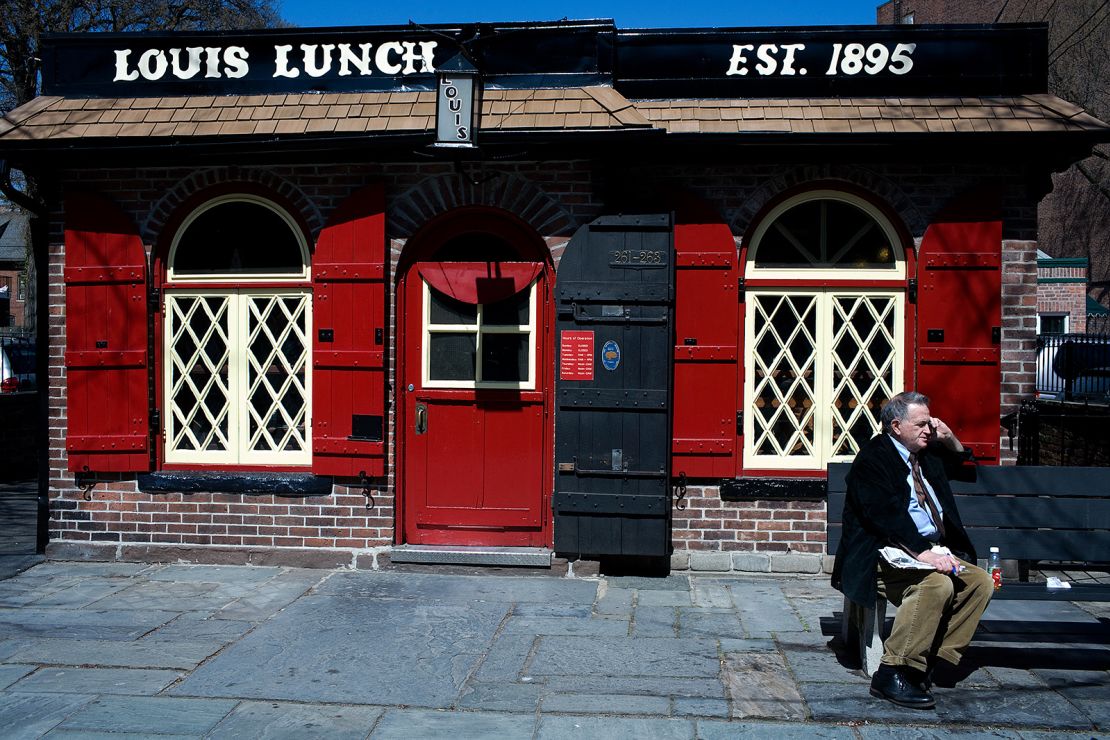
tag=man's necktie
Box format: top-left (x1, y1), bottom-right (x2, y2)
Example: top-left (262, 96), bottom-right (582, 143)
top-left (909, 452), bottom-right (945, 539)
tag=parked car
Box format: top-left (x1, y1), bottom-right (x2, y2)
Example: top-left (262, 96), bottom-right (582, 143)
top-left (1043, 338), bottom-right (1110, 402)
top-left (0, 340), bottom-right (36, 393)
top-left (1067, 366), bottom-right (1110, 402)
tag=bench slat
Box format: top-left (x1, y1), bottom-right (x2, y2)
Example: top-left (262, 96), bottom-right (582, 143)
top-left (831, 523), bottom-right (1110, 562)
top-left (989, 583), bottom-right (1110, 602)
top-left (831, 487), bottom-right (1110, 530)
top-left (966, 528), bottom-right (1110, 562)
top-left (956, 496), bottom-right (1110, 529)
top-left (952, 466), bottom-right (1109, 497)
top-left (828, 463), bottom-right (1109, 498)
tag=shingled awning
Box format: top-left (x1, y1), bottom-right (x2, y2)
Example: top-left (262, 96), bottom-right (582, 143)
top-left (0, 87), bottom-right (651, 143)
top-left (1, 86), bottom-right (1106, 148)
top-left (631, 94), bottom-right (1109, 135)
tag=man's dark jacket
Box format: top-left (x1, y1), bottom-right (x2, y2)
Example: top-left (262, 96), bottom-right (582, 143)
top-left (831, 433), bottom-right (977, 605)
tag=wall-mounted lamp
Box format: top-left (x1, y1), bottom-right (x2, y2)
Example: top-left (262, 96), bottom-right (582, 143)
top-left (434, 52), bottom-right (481, 149)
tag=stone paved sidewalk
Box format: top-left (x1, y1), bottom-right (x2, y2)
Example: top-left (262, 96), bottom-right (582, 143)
top-left (0, 561), bottom-right (1107, 738)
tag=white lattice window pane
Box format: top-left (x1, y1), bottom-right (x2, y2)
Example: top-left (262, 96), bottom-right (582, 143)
top-left (244, 293), bottom-right (311, 462)
top-left (166, 294), bottom-right (233, 459)
top-left (828, 294), bottom-right (900, 459)
top-left (424, 280), bottom-right (536, 390)
top-left (751, 294), bottom-right (818, 459)
top-left (745, 290), bottom-right (904, 470)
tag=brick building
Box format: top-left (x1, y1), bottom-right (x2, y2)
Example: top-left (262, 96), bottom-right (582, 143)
top-left (0, 210), bottom-right (30, 328)
top-left (1036, 252), bottom-right (1089, 335)
top-left (0, 20), bottom-right (1106, 573)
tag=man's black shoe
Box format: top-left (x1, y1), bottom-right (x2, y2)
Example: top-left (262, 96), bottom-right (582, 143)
top-left (869, 664), bottom-right (936, 709)
top-left (907, 665), bottom-right (932, 691)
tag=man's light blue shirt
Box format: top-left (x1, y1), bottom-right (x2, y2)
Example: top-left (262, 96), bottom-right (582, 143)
top-left (888, 435), bottom-right (944, 540)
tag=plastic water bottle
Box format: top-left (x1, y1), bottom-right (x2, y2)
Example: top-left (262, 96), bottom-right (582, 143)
top-left (988, 546), bottom-right (1002, 590)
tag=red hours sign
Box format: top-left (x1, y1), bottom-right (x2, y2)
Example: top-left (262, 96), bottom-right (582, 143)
top-left (560, 330), bottom-right (594, 381)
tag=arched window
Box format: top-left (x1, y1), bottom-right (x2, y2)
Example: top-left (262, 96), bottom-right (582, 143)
top-left (744, 190), bottom-right (906, 470)
top-left (163, 196), bottom-right (311, 466)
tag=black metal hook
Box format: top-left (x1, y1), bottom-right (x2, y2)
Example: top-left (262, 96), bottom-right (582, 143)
top-left (673, 471), bottom-right (688, 511)
top-left (358, 471), bottom-right (376, 511)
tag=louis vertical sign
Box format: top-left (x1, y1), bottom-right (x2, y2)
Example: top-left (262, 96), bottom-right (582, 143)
top-left (434, 52), bottom-right (480, 148)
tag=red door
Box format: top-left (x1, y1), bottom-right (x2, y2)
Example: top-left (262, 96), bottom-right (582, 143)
top-left (400, 260), bottom-right (552, 546)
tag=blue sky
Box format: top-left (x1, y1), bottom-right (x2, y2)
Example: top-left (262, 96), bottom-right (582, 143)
top-left (276, 1), bottom-right (880, 29)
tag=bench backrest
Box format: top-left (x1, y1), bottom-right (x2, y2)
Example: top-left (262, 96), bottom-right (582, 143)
top-left (826, 463), bottom-right (1110, 563)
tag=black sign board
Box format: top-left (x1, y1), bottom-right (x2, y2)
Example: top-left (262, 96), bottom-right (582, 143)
top-left (39, 20), bottom-right (613, 98)
top-left (616, 24), bottom-right (1048, 97)
top-left (39, 20), bottom-right (1047, 99)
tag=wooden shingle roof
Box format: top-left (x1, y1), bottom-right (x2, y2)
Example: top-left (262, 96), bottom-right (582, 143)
top-left (630, 94), bottom-right (1110, 135)
top-left (0, 87), bottom-right (651, 141)
top-left (1, 87), bottom-right (1105, 144)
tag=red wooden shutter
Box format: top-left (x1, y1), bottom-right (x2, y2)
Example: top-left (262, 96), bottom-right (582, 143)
top-left (64, 192), bottom-right (149, 473)
top-left (672, 214), bottom-right (741, 478)
top-left (312, 184), bottom-right (387, 477)
top-left (915, 193), bottom-right (1002, 464)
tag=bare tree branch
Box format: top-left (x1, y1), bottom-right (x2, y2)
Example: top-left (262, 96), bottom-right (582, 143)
top-left (1076, 160), bottom-right (1110, 201)
top-left (1, 0), bottom-right (284, 114)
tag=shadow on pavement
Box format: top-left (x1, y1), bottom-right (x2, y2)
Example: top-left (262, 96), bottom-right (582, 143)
top-left (0, 478), bottom-right (42, 579)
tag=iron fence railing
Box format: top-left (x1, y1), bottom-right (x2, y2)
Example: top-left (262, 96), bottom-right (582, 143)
top-left (1088, 314), bottom-right (1110, 335)
top-left (1035, 332), bottom-right (1110, 403)
top-left (0, 331), bottom-right (36, 392)
top-left (1009, 399), bottom-right (1110, 467)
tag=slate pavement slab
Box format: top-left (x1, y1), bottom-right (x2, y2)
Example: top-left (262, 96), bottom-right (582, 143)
top-left (0, 692), bottom-right (96, 740)
top-left (723, 651), bottom-right (808, 720)
top-left (316, 571), bottom-right (597, 604)
top-left (171, 593), bottom-right (509, 707)
top-left (527, 635), bottom-right (719, 678)
top-left (370, 708), bottom-right (536, 739)
top-left (209, 700), bottom-right (384, 739)
top-left (535, 714), bottom-right (694, 739)
top-left (8, 667), bottom-right (182, 695)
top-left (54, 695), bottom-right (239, 735)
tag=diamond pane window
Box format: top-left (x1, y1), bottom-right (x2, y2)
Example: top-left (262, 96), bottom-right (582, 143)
top-left (745, 291), bottom-right (903, 469)
top-left (165, 291), bottom-right (311, 464)
top-left (744, 191), bottom-right (906, 470)
top-left (164, 196), bottom-right (311, 466)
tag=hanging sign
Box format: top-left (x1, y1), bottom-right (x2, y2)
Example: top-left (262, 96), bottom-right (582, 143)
top-left (436, 75), bottom-right (476, 145)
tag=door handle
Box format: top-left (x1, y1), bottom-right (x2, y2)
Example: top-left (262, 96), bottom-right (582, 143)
top-left (415, 403), bottom-right (427, 435)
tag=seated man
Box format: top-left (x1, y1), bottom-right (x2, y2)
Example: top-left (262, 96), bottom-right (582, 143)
top-left (832, 391), bottom-right (994, 709)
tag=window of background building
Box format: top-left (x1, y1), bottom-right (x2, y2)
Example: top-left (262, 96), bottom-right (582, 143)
top-left (1038, 313), bottom-right (1069, 335)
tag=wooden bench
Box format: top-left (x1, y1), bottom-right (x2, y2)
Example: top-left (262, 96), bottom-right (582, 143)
top-left (827, 462), bottom-right (1110, 675)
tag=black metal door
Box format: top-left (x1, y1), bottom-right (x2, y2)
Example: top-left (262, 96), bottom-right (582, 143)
top-left (553, 214), bottom-right (674, 559)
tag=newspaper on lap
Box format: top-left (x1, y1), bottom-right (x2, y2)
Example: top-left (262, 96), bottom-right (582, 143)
top-left (879, 545), bottom-right (952, 570)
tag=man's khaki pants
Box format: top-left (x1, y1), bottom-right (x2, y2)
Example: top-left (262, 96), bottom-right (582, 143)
top-left (876, 557), bottom-right (994, 672)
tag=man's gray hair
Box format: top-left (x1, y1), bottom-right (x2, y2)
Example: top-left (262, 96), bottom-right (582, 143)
top-left (880, 391), bottom-right (930, 434)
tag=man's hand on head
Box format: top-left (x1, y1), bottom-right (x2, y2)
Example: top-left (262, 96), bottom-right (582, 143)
top-left (928, 417), bottom-right (963, 453)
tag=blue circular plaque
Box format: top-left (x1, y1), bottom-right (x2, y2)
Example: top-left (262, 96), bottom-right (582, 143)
top-left (601, 340), bottom-right (621, 371)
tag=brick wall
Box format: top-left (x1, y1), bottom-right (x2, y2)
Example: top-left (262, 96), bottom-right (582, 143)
top-left (877, 0), bottom-right (1003, 25)
top-left (41, 157), bottom-right (1040, 570)
top-left (673, 492), bottom-right (826, 555)
top-left (1000, 241), bottom-right (1039, 464)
